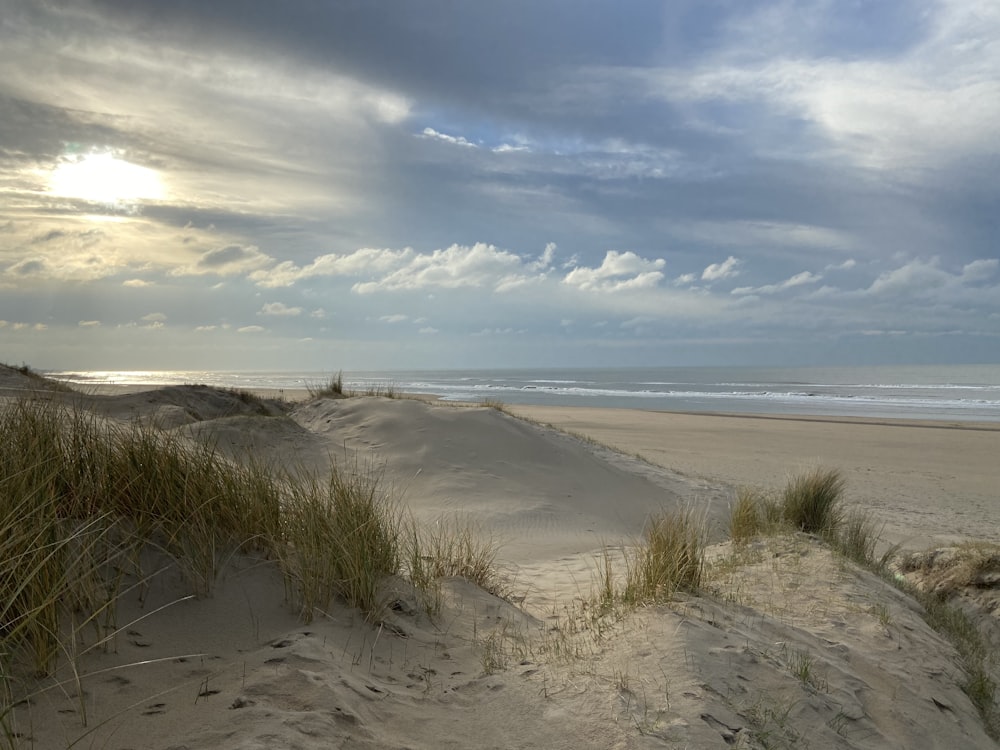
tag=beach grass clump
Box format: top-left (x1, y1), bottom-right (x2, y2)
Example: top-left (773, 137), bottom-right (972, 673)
top-left (830, 508), bottom-right (889, 569)
top-left (0, 398), bottom-right (288, 676)
top-left (405, 518), bottom-right (506, 610)
top-left (479, 398), bottom-right (509, 413)
top-left (729, 487), bottom-right (784, 544)
top-left (359, 381), bottom-right (398, 398)
top-left (280, 461), bottom-right (402, 622)
top-left (781, 467), bottom-right (845, 535)
top-left (307, 370), bottom-right (345, 399)
top-left (729, 470), bottom-right (888, 570)
top-left (622, 508), bottom-right (706, 605)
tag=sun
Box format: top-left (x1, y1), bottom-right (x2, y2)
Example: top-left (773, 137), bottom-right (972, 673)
top-left (49, 151), bottom-right (164, 207)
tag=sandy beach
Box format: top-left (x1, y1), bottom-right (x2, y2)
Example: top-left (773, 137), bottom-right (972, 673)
top-left (3, 367), bottom-right (999, 749)
top-left (509, 406), bottom-right (1000, 551)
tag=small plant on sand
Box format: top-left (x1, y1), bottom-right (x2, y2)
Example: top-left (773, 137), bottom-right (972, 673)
top-left (781, 467), bottom-right (845, 535)
top-left (405, 517), bottom-right (507, 612)
top-left (479, 629), bottom-right (510, 675)
top-left (729, 487), bottom-right (783, 544)
top-left (621, 508), bottom-right (706, 606)
top-left (830, 508), bottom-right (888, 569)
top-left (359, 381), bottom-right (398, 398)
top-left (307, 370), bottom-right (345, 399)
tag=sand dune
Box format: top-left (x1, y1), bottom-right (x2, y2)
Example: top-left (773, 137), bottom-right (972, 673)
top-left (3, 372), bottom-right (998, 748)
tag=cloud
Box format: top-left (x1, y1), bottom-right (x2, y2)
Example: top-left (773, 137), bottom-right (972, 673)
top-left (77, 320), bottom-right (101, 327)
top-left (184, 245), bottom-right (274, 276)
top-left (237, 325), bottom-right (266, 334)
top-left (732, 271), bottom-right (822, 296)
top-left (867, 256), bottom-right (999, 297)
top-left (962, 258), bottom-right (1000, 283)
top-left (142, 312), bottom-right (167, 323)
top-left (646, 1), bottom-right (1000, 174)
top-left (825, 259), bottom-right (857, 272)
top-left (418, 326), bottom-right (439, 335)
top-left (353, 243), bottom-right (529, 293)
top-left (251, 247), bottom-right (416, 288)
top-left (259, 302), bottom-right (303, 317)
top-left (421, 127), bottom-right (477, 148)
top-left (379, 314), bottom-right (409, 323)
top-left (701, 256), bottom-right (741, 282)
top-left (251, 242), bottom-right (559, 293)
top-left (562, 250), bottom-right (665, 292)
top-left (122, 278), bottom-right (153, 287)
top-left (671, 221), bottom-right (858, 253)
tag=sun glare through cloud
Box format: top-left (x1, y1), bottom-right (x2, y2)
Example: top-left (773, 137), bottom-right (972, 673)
top-left (49, 151), bottom-right (164, 209)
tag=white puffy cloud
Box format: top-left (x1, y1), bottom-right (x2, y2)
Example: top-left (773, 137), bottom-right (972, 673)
top-left (701, 256), bottom-right (741, 281)
top-left (251, 247), bottom-right (415, 288)
top-left (353, 243), bottom-right (530, 293)
top-left (379, 314), bottom-right (409, 323)
top-left (251, 242), bottom-right (559, 293)
top-left (237, 325), bottom-right (266, 334)
top-left (562, 250), bottom-right (666, 292)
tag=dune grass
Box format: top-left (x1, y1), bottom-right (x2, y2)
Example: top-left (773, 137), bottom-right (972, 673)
top-left (592, 508), bottom-right (706, 614)
top-left (781, 468), bottom-right (845, 535)
top-left (728, 468), bottom-right (880, 566)
top-left (280, 460), bottom-right (402, 622)
top-left (727, 468), bottom-right (997, 738)
top-left (307, 371), bottom-right (402, 400)
top-left (0, 395), bottom-right (505, 746)
top-left (624, 508), bottom-right (705, 604)
top-left (0, 363), bottom-right (76, 393)
top-left (405, 518), bottom-right (507, 612)
top-left (307, 370), bottom-right (345, 399)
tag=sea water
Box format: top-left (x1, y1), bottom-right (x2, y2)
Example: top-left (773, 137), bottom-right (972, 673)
top-left (47, 364), bottom-right (1000, 422)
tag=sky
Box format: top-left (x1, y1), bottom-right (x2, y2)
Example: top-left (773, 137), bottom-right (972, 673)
top-left (1, 0), bottom-right (998, 372)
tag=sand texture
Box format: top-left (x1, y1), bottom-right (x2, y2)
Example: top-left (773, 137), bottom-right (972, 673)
top-left (3, 369), bottom-right (999, 749)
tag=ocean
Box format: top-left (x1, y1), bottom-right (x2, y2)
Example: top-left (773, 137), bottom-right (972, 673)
top-left (47, 364), bottom-right (1000, 423)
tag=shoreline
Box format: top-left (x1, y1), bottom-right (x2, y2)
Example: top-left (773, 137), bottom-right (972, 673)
top-left (10, 379), bottom-right (1000, 429)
